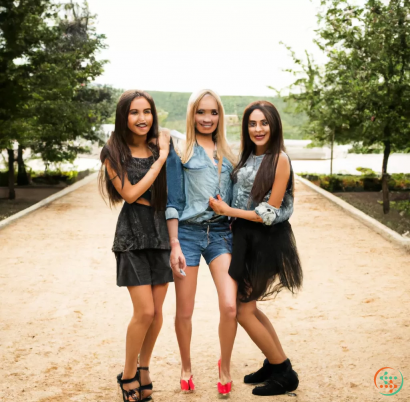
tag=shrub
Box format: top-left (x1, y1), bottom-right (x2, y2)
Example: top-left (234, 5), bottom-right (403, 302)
top-left (300, 172), bottom-right (410, 192)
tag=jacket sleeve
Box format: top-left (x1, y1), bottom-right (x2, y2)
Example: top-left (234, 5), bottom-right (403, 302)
top-left (166, 140), bottom-right (186, 220)
top-left (254, 192), bottom-right (294, 226)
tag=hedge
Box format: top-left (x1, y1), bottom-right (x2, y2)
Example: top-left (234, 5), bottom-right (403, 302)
top-left (0, 169), bottom-right (92, 187)
top-left (299, 172), bottom-right (410, 192)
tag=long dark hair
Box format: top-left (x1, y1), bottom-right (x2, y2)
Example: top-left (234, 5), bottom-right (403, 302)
top-left (232, 101), bottom-right (289, 203)
top-left (99, 90), bottom-right (167, 211)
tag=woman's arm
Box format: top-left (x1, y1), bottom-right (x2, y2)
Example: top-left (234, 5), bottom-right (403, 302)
top-left (266, 153), bottom-right (290, 208)
top-left (209, 153), bottom-right (291, 224)
top-left (106, 131), bottom-right (170, 204)
top-left (166, 219), bottom-right (186, 279)
top-left (165, 139), bottom-right (187, 279)
top-left (209, 196), bottom-right (263, 222)
top-left (165, 139), bottom-right (186, 220)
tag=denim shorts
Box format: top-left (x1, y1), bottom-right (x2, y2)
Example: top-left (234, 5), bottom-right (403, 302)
top-left (178, 222), bottom-right (233, 267)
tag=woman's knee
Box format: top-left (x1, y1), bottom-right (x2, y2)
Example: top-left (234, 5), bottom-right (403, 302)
top-left (236, 303), bottom-right (254, 324)
top-left (220, 302), bottom-right (237, 320)
top-left (176, 307), bottom-right (194, 322)
top-left (134, 307), bottom-right (155, 325)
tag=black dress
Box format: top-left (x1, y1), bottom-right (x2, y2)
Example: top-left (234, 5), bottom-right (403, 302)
top-left (228, 154), bottom-right (302, 302)
top-left (112, 151), bottom-right (173, 287)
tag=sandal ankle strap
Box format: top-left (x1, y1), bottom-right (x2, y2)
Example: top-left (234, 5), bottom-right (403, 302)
top-left (117, 372), bottom-right (139, 384)
top-left (138, 366), bottom-right (149, 371)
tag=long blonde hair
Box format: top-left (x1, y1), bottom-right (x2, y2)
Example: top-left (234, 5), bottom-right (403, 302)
top-left (181, 89), bottom-right (236, 172)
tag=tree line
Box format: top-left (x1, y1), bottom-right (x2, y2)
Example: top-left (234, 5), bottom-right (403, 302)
top-left (2, 0), bottom-right (409, 217)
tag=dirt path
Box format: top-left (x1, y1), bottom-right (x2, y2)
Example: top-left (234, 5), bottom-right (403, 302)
top-left (1, 178), bottom-right (409, 401)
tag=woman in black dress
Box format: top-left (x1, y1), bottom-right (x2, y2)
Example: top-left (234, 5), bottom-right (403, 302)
top-left (99, 90), bottom-right (173, 402)
top-left (210, 101), bottom-right (303, 397)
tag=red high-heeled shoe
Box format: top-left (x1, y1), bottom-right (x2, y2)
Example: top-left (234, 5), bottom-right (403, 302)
top-left (218, 359), bottom-right (233, 395)
top-left (180, 375), bottom-right (195, 392)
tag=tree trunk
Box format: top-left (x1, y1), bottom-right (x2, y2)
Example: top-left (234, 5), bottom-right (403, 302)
top-left (17, 144), bottom-right (29, 185)
top-left (7, 148), bottom-right (15, 200)
top-left (381, 140), bottom-right (391, 214)
top-left (330, 130), bottom-right (335, 175)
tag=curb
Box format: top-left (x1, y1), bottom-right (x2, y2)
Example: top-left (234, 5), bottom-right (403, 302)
top-left (0, 172), bottom-right (98, 231)
top-left (295, 174), bottom-right (410, 253)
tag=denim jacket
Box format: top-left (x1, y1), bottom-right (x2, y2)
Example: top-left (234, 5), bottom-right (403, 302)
top-left (166, 141), bottom-right (233, 224)
top-left (232, 153), bottom-right (294, 224)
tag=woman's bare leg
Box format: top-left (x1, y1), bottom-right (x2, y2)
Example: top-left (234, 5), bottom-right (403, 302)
top-left (209, 253), bottom-right (238, 385)
top-left (122, 285), bottom-right (155, 391)
top-left (255, 308), bottom-right (286, 357)
top-left (174, 266), bottom-right (199, 380)
top-left (139, 283), bottom-right (169, 399)
top-left (237, 301), bottom-right (287, 364)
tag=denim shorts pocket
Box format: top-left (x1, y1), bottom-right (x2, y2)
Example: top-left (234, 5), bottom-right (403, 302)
top-left (219, 232), bottom-right (233, 248)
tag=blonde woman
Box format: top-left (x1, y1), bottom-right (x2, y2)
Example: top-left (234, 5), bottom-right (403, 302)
top-left (166, 89), bottom-right (237, 395)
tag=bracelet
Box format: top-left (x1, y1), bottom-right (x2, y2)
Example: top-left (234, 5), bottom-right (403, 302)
top-left (170, 238), bottom-right (179, 245)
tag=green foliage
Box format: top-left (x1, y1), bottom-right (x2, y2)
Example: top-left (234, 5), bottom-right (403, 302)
top-left (355, 167), bottom-right (377, 177)
top-left (285, 0), bottom-right (410, 212)
top-left (0, 1), bottom-right (109, 163)
top-left (0, 168), bottom-right (92, 186)
top-left (389, 200), bottom-right (410, 217)
top-left (30, 169), bottom-right (92, 185)
top-left (348, 143), bottom-right (384, 154)
top-left (300, 172), bottom-right (410, 192)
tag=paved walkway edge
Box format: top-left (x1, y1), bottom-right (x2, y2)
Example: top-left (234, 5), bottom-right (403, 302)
top-left (295, 174), bottom-right (410, 252)
top-left (0, 172), bottom-right (99, 231)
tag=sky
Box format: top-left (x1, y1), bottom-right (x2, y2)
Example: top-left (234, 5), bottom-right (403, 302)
top-left (87, 0), bottom-right (327, 96)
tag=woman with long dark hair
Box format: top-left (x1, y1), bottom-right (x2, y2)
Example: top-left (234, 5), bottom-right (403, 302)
top-left (166, 89), bottom-right (237, 395)
top-left (209, 100), bottom-right (303, 397)
top-left (99, 90), bottom-right (173, 402)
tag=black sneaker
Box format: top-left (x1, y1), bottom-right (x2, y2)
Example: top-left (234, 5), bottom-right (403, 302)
top-left (244, 359), bottom-right (271, 384)
top-left (252, 367), bottom-right (299, 396)
top-left (244, 358), bottom-right (293, 384)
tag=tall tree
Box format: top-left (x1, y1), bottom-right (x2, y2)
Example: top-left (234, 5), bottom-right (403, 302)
top-left (0, 0), bottom-right (56, 198)
top-left (0, 1), bottom-right (108, 197)
top-left (285, 0), bottom-right (410, 213)
top-left (282, 49), bottom-right (355, 175)
top-left (25, 1), bottom-right (108, 163)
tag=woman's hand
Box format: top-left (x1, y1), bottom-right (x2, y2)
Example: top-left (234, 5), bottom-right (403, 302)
top-left (170, 242), bottom-right (187, 280)
top-left (209, 195), bottom-right (231, 216)
top-left (158, 128), bottom-right (171, 155)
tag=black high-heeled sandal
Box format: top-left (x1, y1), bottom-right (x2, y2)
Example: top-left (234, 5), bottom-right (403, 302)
top-left (117, 372), bottom-right (141, 402)
top-left (138, 366), bottom-right (153, 402)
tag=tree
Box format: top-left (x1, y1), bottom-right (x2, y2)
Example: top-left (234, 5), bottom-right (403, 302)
top-left (282, 49), bottom-right (350, 175)
top-left (26, 1), bottom-right (108, 163)
top-left (0, 0), bottom-right (56, 198)
top-left (0, 1), bottom-right (108, 198)
top-left (285, 0), bottom-right (410, 213)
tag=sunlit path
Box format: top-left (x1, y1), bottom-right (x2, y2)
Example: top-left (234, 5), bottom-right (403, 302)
top-left (0, 178), bottom-right (409, 401)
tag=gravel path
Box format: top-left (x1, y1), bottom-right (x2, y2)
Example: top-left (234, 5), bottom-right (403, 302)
top-left (1, 178), bottom-right (409, 401)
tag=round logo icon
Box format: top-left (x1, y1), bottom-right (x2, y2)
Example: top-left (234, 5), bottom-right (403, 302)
top-left (374, 367), bottom-right (404, 396)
